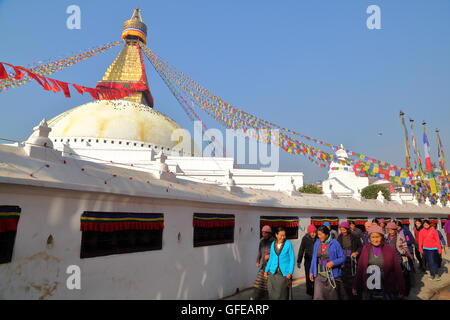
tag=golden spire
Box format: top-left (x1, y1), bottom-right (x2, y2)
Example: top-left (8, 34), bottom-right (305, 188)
top-left (96, 8), bottom-right (154, 107)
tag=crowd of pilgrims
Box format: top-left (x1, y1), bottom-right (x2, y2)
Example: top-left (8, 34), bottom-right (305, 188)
top-left (253, 218), bottom-right (449, 300)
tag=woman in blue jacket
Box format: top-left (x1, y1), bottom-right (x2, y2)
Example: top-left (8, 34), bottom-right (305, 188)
top-left (309, 225), bottom-right (347, 300)
top-left (264, 227), bottom-right (295, 300)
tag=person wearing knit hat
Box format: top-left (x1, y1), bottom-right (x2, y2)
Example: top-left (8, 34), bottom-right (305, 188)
top-left (307, 225), bottom-right (317, 233)
top-left (339, 221), bottom-right (350, 229)
top-left (309, 225), bottom-right (347, 300)
top-left (352, 224), bottom-right (405, 300)
top-left (419, 220), bottom-right (443, 281)
top-left (373, 218), bottom-right (387, 234)
top-left (264, 227), bottom-right (295, 300)
top-left (323, 222), bottom-right (338, 240)
top-left (385, 221), bottom-right (413, 296)
top-left (297, 225), bottom-right (318, 297)
top-left (252, 225), bottom-right (275, 299)
top-left (337, 221), bottom-right (362, 300)
top-left (368, 225), bottom-right (384, 235)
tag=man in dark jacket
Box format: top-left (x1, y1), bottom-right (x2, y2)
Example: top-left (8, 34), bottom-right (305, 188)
top-left (349, 221), bottom-right (363, 240)
top-left (297, 225), bottom-right (318, 297)
top-left (337, 221), bottom-right (362, 300)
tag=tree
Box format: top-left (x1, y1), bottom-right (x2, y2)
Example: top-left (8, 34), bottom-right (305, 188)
top-left (299, 184), bottom-right (323, 194)
top-left (361, 185), bottom-right (391, 201)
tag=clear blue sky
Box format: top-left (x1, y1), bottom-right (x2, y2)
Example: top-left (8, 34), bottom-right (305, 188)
top-left (1, 0), bottom-right (449, 183)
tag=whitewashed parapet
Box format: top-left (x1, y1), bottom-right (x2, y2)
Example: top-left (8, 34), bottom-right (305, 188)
top-left (392, 192), bottom-right (404, 205)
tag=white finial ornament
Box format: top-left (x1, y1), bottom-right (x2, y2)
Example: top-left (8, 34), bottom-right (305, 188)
top-left (156, 150), bottom-right (168, 172)
top-left (152, 150), bottom-right (175, 181)
top-left (24, 119), bottom-right (63, 161)
top-left (377, 190), bottom-right (386, 203)
top-left (226, 170), bottom-right (236, 186)
top-left (225, 170), bottom-right (239, 192)
top-left (353, 188), bottom-right (362, 201)
top-left (290, 176), bottom-right (296, 192)
top-left (326, 183), bottom-right (338, 199)
top-left (424, 197), bottom-right (432, 206)
top-left (286, 176), bottom-right (300, 196)
top-left (436, 199), bottom-right (443, 208)
top-left (28, 118), bottom-right (53, 148)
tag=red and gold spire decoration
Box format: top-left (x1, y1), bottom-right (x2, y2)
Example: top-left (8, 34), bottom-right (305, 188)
top-left (96, 8), bottom-right (154, 107)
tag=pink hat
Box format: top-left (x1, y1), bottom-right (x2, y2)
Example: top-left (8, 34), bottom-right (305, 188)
top-left (386, 222), bottom-right (397, 230)
top-left (339, 222), bottom-right (350, 229)
top-left (378, 219), bottom-right (385, 224)
top-left (364, 221), bottom-right (373, 229)
top-left (261, 225), bottom-right (272, 233)
top-left (368, 225), bottom-right (384, 235)
top-left (307, 225), bottom-right (317, 233)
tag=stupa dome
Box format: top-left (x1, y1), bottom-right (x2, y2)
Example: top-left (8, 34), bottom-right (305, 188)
top-left (34, 100), bottom-right (185, 152)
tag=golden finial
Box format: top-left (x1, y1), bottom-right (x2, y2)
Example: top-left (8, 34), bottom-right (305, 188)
top-left (122, 8), bottom-right (148, 44)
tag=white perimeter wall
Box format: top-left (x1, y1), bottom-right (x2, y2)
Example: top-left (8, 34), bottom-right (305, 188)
top-left (0, 183), bottom-right (444, 300)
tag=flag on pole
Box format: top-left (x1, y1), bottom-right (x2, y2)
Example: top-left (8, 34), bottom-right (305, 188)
top-left (423, 124), bottom-right (438, 193)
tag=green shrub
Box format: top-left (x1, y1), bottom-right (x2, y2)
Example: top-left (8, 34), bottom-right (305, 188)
top-left (361, 185), bottom-right (391, 201)
top-left (299, 184), bottom-right (323, 194)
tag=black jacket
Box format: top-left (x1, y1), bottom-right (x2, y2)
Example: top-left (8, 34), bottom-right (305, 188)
top-left (297, 234), bottom-right (316, 265)
top-left (337, 232), bottom-right (362, 255)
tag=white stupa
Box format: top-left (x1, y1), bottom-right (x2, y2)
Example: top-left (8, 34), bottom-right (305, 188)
top-left (322, 145), bottom-right (369, 197)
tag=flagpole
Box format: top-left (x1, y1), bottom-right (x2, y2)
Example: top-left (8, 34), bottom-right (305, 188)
top-left (436, 128), bottom-right (449, 204)
top-left (409, 118), bottom-right (426, 201)
top-left (400, 111), bottom-right (413, 193)
top-left (422, 121), bottom-right (438, 196)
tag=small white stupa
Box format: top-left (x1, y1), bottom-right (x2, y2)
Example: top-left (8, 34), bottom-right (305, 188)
top-left (322, 145), bottom-right (369, 198)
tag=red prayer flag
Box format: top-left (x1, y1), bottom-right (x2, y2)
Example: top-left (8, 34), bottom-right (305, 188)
top-left (55, 80), bottom-right (71, 98)
top-left (5, 63), bottom-right (24, 80)
top-left (71, 83), bottom-right (85, 94)
top-left (18, 68), bottom-right (46, 89)
top-left (85, 87), bottom-right (99, 100)
top-left (38, 75), bottom-right (53, 91)
top-left (0, 63), bottom-right (8, 79)
top-left (47, 78), bottom-right (61, 92)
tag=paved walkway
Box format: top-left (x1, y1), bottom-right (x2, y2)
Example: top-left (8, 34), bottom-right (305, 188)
top-left (223, 249), bottom-right (450, 300)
